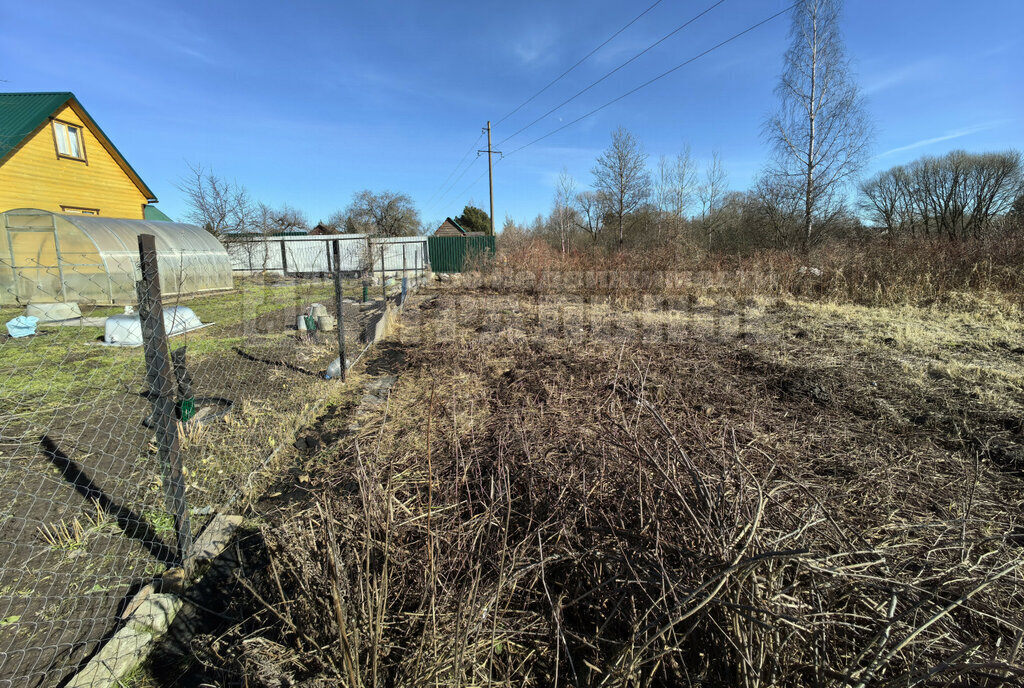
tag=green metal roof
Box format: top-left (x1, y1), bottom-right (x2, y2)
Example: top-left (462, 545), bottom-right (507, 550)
top-left (143, 204), bottom-right (173, 222)
top-left (0, 91), bottom-right (157, 201)
top-left (0, 92), bottom-right (74, 160)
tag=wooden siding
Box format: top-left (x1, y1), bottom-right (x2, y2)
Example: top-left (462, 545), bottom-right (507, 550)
top-left (434, 219), bottom-right (464, 236)
top-left (0, 105), bottom-right (149, 219)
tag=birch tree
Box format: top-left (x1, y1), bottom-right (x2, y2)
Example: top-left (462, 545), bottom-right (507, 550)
top-left (766, 0), bottom-right (872, 250)
top-left (697, 152), bottom-right (728, 252)
top-left (592, 127), bottom-right (651, 248)
top-left (553, 169), bottom-right (578, 253)
top-left (655, 147), bottom-right (696, 240)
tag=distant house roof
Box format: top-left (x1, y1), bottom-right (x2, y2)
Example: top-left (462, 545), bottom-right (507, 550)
top-left (0, 91), bottom-right (157, 201)
top-left (435, 217), bottom-right (469, 236)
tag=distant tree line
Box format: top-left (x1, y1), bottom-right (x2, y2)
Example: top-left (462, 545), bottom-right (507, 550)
top-left (502, 127), bottom-right (1023, 257)
top-left (502, 0), bottom-right (1022, 255)
top-left (178, 164), bottom-right (424, 239)
top-left (860, 150), bottom-right (1023, 240)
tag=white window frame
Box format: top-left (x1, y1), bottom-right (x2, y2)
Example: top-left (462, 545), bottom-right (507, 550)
top-left (52, 120), bottom-right (86, 161)
top-left (60, 206), bottom-right (100, 215)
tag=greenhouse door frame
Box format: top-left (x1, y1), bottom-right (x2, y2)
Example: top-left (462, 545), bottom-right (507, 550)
top-left (4, 213), bottom-right (67, 303)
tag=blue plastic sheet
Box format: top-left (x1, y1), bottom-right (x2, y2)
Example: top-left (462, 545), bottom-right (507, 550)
top-left (5, 315), bottom-right (39, 338)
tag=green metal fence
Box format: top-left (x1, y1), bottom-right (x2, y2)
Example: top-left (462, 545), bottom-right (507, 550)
top-left (427, 235), bottom-right (496, 273)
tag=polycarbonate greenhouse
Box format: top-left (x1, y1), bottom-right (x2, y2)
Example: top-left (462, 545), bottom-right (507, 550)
top-left (0, 208), bottom-right (233, 305)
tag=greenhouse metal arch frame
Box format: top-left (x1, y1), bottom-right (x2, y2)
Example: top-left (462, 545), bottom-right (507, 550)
top-left (0, 209), bottom-right (233, 305)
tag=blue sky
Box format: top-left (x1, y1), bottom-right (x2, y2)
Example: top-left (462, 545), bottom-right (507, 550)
top-left (2, 0), bottom-right (1021, 230)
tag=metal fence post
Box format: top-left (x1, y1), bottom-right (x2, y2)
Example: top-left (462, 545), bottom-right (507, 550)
top-left (381, 245), bottom-right (386, 305)
top-left (136, 234), bottom-right (192, 561)
top-left (332, 239), bottom-right (347, 382)
top-left (401, 244), bottom-right (408, 304)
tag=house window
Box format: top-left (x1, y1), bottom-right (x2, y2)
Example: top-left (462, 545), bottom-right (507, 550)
top-left (53, 120), bottom-right (86, 160)
top-left (61, 206), bottom-right (99, 215)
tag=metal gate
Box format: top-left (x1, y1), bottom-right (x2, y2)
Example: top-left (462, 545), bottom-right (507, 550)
top-left (426, 235), bottom-right (496, 273)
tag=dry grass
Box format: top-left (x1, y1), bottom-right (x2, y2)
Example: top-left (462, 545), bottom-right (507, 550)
top-left (487, 235), bottom-right (1024, 309)
top-left (154, 282), bottom-right (1024, 687)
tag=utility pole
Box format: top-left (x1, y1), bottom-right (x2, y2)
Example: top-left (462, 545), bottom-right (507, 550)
top-left (479, 121), bottom-right (502, 236)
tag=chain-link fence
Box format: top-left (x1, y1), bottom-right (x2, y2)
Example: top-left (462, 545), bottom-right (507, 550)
top-left (0, 233), bottom-right (427, 687)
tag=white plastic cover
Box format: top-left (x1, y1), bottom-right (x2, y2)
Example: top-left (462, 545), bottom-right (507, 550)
top-left (103, 306), bottom-right (204, 346)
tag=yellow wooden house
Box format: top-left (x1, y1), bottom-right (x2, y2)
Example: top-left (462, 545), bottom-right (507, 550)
top-left (0, 92), bottom-right (169, 220)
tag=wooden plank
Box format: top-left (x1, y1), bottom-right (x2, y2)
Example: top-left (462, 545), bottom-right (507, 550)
top-left (186, 514), bottom-right (244, 566)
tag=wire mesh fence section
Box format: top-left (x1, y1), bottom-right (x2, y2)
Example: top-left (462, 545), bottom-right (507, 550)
top-left (0, 235), bottom-right (420, 687)
top-left (222, 233), bottom-right (429, 278)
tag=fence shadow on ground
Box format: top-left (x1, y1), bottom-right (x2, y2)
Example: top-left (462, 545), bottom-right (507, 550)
top-left (39, 436), bottom-right (177, 567)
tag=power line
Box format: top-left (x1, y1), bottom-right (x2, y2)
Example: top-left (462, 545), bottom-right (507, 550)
top-left (505, 4), bottom-right (796, 158)
top-left (423, 132), bottom-right (483, 209)
top-left (450, 167), bottom-right (491, 211)
top-left (430, 155), bottom-right (483, 215)
top-left (495, 0), bottom-right (727, 149)
top-left (494, 0), bottom-right (667, 128)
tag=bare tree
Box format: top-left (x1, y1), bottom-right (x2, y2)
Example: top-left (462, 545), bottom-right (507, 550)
top-left (345, 190), bottom-right (421, 237)
top-left (697, 152), bottom-right (728, 252)
top-left (652, 148), bottom-right (697, 243)
top-left (177, 162), bottom-right (253, 238)
top-left (766, 0), bottom-right (872, 250)
top-left (879, 150), bottom-right (1024, 240)
top-left (592, 127), bottom-right (651, 248)
top-left (656, 147), bottom-right (697, 218)
top-left (655, 156), bottom-right (675, 241)
top-left (753, 172), bottom-right (803, 247)
top-left (268, 203), bottom-right (309, 234)
top-left (553, 169), bottom-right (578, 254)
top-left (859, 166), bottom-right (909, 237)
top-left (574, 190), bottom-right (607, 244)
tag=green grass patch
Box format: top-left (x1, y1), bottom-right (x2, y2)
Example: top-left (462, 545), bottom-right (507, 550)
top-left (0, 278), bottom-right (360, 423)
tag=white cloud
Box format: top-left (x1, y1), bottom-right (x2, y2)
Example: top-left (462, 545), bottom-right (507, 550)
top-left (863, 58), bottom-right (941, 95)
top-left (513, 26), bottom-right (558, 65)
top-left (878, 121), bottom-right (1009, 158)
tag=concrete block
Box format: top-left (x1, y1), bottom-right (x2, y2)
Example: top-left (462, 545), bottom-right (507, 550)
top-left (65, 595), bottom-right (183, 688)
